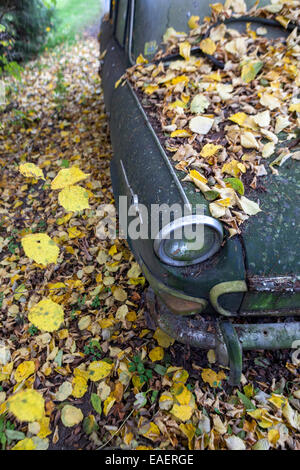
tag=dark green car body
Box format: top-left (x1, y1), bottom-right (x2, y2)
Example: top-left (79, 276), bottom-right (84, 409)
top-left (100, 0), bottom-right (300, 382)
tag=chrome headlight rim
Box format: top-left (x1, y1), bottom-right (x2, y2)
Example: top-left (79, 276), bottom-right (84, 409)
top-left (153, 215), bottom-right (223, 267)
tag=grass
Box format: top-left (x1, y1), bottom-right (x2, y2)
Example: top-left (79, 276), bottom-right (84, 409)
top-left (46, 0), bottom-right (107, 48)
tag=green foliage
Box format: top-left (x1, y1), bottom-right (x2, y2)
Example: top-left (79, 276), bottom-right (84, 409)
top-left (45, 0), bottom-right (104, 49)
top-left (0, 0), bottom-right (54, 64)
top-left (0, 415), bottom-right (16, 450)
top-left (129, 355), bottom-right (153, 384)
top-left (91, 294), bottom-right (100, 308)
top-left (90, 393), bottom-right (102, 415)
top-left (28, 325), bottom-right (38, 336)
top-left (84, 340), bottom-right (103, 361)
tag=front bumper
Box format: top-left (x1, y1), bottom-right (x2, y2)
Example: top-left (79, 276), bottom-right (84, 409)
top-left (146, 289), bottom-right (300, 385)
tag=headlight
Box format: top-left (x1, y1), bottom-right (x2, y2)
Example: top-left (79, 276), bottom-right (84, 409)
top-left (154, 215), bottom-right (223, 267)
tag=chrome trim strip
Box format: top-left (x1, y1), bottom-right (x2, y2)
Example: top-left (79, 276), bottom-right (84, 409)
top-left (127, 0), bottom-right (135, 65)
top-left (153, 215), bottom-right (223, 267)
top-left (126, 81), bottom-right (192, 210)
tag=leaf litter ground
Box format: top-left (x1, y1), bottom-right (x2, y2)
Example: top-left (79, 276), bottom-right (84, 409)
top-left (0, 34), bottom-right (299, 450)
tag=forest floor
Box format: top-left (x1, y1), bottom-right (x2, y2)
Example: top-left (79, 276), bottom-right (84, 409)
top-left (0, 32), bottom-right (299, 450)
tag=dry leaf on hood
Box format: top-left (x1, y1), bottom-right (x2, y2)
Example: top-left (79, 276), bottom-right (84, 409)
top-left (189, 116), bottom-right (214, 134)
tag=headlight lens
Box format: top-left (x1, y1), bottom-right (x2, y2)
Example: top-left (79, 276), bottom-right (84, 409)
top-left (154, 215), bottom-right (223, 267)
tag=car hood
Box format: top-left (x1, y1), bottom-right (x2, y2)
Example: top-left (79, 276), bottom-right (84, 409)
top-left (239, 156), bottom-right (300, 278)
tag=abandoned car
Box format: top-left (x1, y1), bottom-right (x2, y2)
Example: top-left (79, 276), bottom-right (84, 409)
top-left (100, 0), bottom-right (300, 384)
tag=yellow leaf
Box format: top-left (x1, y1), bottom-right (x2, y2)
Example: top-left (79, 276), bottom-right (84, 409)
top-left (144, 85), bottom-right (159, 95)
top-left (248, 409), bottom-right (274, 429)
top-left (136, 54), bottom-right (148, 65)
top-left (210, 3), bottom-right (223, 13)
top-left (11, 438), bottom-right (36, 450)
top-left (58, 185), bottom-right (90, 212)
top-left (139, 420), bottom-right (161, 441)
top-left (103, 396), bottom-right (116, 416)
top-left (170, 129), bottom-right (192, 138)
top-left (37, 416), bottom-right (52, 438)
top-left (74, 367), bottom-right (90, 381)
top-left (179, 422), bottom-right (195, 442)
top-left (172, 383), bottom-right (192, 405)
top-left (201, 368), bottom-right (226, 387)
top-left (241, 61), bottom-right (263, 83)
top-left (0, 362), bottom-right (13, 382)
top-left (222, 159), bottom-right (246, 177)
top-left (268, 428), bottom-right (280, 446)
top-left (171, 75), bottom-right (189, 85)
top-left (19, 163), bottom-right (45, 181)
top-left (173, 369), bottom-right (189, 384)
top-left (179, 41), bottom-right (191, 60)
top-left (14, 361), bottom-right (35, 383)
top-left (190, 169), bottom-right (208, 184)
top-left (108, 244), bottom-right (117, 256)
top-left (216, 197), bottom-right (231, 207)
top-left (68, 227), bottom-right (82, 239)
top-left (171, 404), bottom-right (193, 421)
top-left (207, 349), bottom-right (216, 363)
top-left (88, 361), bottom-right (113, 382)
top-left (149, 346), bottom-right (164, 362)
top-left (132, 374), bottom-right (144, 391)
top-left (8, 389), bottom-right (45, 422)
top-left (72, 375), bottom-right (88, 398)
top-left (51, 167), bottom-right (89, 189)
top-left (205, 72), bottom-right (221, 82)
top-left (229, 112), bottom-right (248, 127)
top-left (200, 143), bottom-right (222, 158)
top-left (289, 103), bottom-right (300, 113)
top-left (28, 298), bottom-right (64, 332)
top-left (153, 328), bottom-right (175, 348)
top-left (275, 15), bottom-right (290, 29)
top-left (200, 38), bottom-right (216, 55)
top-left (115, 77), bottom-right (123, 89)
top-left (61, 405), bottom-right (83, 427)
top-left (268, 394), bottom-right (287, 409)
top-left (21, 233), bottom-right (59, 266)
top-left (56, 213), bottom-right (73, 225)
top-left (188, 16), bottom-right (199, 29)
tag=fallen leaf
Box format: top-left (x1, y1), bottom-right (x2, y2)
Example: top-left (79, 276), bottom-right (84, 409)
top-left (28, 298), bottom-right (64, 332)
top-left (21, 233), bottom-right (59, 266)
top-left (8, 389), bottom-right (44, 422)
top-left (58, 185), bottom-right (90, 212)
top-left (61, 404), bottom-right (83, 427)
top-left (51, 167), bottom-right (89, 189)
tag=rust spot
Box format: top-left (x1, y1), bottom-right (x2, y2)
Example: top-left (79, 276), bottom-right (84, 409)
top-left (248, 275), bottom-right (300, 293)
